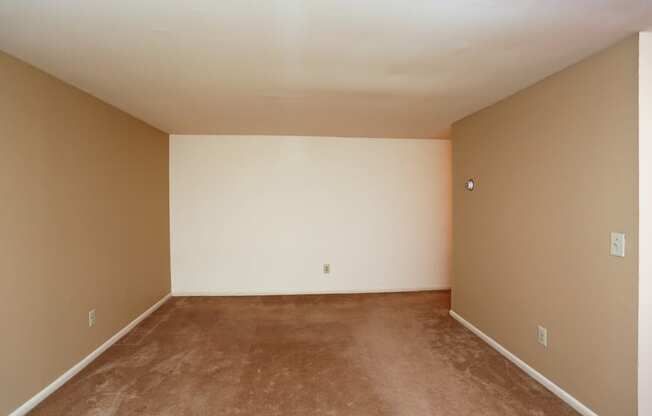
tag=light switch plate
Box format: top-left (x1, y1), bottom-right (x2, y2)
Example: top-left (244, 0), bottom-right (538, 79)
top-left (610, 232), bottom-right (626, 257)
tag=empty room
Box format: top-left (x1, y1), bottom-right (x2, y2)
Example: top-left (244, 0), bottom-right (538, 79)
top-left (2, 1), bottom-right (652, 416)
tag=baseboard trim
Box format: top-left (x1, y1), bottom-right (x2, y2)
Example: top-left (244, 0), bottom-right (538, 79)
top-left (9, 293), bottom-right (172, 416)
top-left (449, 310), bottom-right (598, 416)
top-left (173, 285), bottom-right (451, 297)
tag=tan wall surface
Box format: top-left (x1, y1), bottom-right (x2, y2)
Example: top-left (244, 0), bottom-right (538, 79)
top-left (452, 36), bottom-right (639, 416)
top-left (0, 51), bottom-right (171, 414)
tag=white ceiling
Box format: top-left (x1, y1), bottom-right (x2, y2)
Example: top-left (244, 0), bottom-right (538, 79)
top-left (1, 1), bottom-right (651, 138)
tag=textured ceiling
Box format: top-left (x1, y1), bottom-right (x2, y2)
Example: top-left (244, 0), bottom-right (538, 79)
top-left (1, 1), bottom-right (651, 138)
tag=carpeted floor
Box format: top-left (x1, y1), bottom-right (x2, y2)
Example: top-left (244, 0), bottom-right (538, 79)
top-left (30, 291), bottom-right (578, 415)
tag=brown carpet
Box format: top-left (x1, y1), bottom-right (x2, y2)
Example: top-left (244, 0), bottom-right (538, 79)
top-left (30, 291), bottom-right (578, 415)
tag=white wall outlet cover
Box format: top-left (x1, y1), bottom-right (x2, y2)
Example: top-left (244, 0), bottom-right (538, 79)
top-left (537, 325), bottom-right (548, 348)
top-left (88, 309), bottom-right (96, 327)
top-left (610, 232), bottom-right (626, 257)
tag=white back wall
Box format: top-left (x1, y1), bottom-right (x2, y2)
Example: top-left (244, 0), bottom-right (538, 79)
top-left (170, 135), bottom-right (451, 295)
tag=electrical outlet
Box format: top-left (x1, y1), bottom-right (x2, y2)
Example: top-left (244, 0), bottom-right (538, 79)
top-left (537, 325), bottom-right (548, 348)
top-left (88, 309), bottom-right (96, 327)
top-left (323, 264), bottom-right (331, 274)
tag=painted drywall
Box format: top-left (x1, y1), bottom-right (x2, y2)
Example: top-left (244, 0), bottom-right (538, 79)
top-left (452, 35), bottom-right (639, 416)
top-left (171, 135), bottom-right (451, 295)
top-left (640, 31), bottom-right (652, 416)
top-left (2, 2), bottom-right (651, 138)
top-left (0, 51), bottom-right (171, 415)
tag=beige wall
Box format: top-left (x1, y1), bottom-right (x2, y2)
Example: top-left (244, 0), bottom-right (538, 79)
top-left (452, 36), bottom-right (639, 416)
top-left (0, 51), bottom-right (171, 414)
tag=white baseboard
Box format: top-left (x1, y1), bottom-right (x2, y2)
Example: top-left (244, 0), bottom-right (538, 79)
top-left (9, 293), bottom-right (172, 416)
top-left (173, 285), bottom-right (451, 297)
top-left (449, 310), bottom-right (598, 416)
